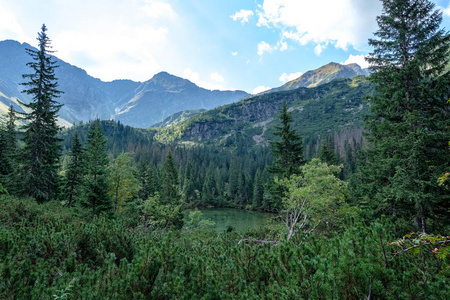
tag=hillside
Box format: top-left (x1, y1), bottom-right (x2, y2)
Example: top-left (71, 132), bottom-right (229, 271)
top-left (155, 76), bottom-right (374, 156)
top-left (115, 72), bottom-right (248, 128)
top-left (266, 62), bottom-right (369, 93)
top-left (0, 40), bottom-right (249, 128)
top-left (151, 109), bottom-right (207, 128)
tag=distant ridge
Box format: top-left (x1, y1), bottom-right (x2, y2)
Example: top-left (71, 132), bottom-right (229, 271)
top-left (0, 40), bottom-right (249, 128)
top-left (264, 62), bottom-right (369, 94)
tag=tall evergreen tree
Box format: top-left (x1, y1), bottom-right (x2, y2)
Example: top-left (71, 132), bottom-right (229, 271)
top-left (160, 150), bottom-right (183, 228)
top-left (138, 159), bottom-right (158, 200)
top-left (84, 121), bottom-right (113, 215)
top-left (161, 151), bottom-right (181, 205)
top-left (269, 101), bottom-right (305, 178)
top-left (20, 24), bottom-right (63, 203)
top-left (63, 132), bottom-right (84, 207)
top-left (267, 101), bottom-right (305, 211)
top-left (0, 105), bottom-right (18, 194)
top-left (252, 168), bottom-right (264, 209)
top-left (354, 0), bottom-right (450, 232)
top-left (318, 138), bottom-right (337, 166)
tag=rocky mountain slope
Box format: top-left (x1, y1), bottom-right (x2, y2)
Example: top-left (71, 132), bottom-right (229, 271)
top-left (155, 76), bottom-right (374, 156)
top-left (267, 62), bottom-right (369, 93)
top-left (115, 72), bottom-right (248, 128)
top-left (151, 109), bottom-right (207, 128)
top-left (0, 40), bottom-right (248, 128)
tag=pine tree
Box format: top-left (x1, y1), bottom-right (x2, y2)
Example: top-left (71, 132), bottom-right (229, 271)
top-left (20, 24), bottom-right (63, 203)
top-left (318, 138), bottom-right (337, 165)
top-left (63, 132), bottom-right (84, 206)
top-left (160, 150), bottom-right (183, 229)
top-left (161, 151), bottom-right (181, 205)
top-left (138, 160), bottom-right (158, 200)
top-left (267, 101), bottom-right (305, 210)
top-left (0, 105), bottom-right (18, 194)
top-left (84, 121), bottom-right (113, 215)
top-left (252, 168), bottom-right (264, 209)
top-left (269, 101), bottom-right (305, 178)
top-left (355, 0), bottom-right (450, 232)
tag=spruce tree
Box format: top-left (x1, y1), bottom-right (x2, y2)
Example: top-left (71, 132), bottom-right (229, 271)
top-left (252, 168), bottom-right (264, 209)
top-left (318, 138), bottom-right (337, 166)
top-left (160, 150), bottom-right (183, 229)
top-left (161, 151), bottom-right (181, 205)
top-left (20, 24), bottom-right (63, 202)
top-left (355, 0), bottom-right (450, 232)
top-left (84, 121), bottom-right (113, 215)
top-left (269, 101), bottom-right (305, 178)
top-left (0, 105), bottom-right (18, 194)
top-left (138, 160), bottom-right (158, 200)
top-left (63, 132), bottom-right (84, 206)
top-left (267, 101), bottom-right (305, 210)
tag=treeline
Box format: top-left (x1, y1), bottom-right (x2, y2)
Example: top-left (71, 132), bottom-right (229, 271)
top-left (61, 120), bottom-right (275, 210)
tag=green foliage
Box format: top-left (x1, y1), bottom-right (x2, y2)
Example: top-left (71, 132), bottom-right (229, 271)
top-left (276, 159), bottom-right (348, 239)
top-left (0, 105), bottom-right (19, 194)
top-left (20, 24), bottom-right (63, 203)
top-left (185, 209), bottom-right (215, 231)
top-left (84, 121), bottom-right (113, 216)
top-left (317, 138), bottom-right (338, 165)
top-left (142, 193), bottom-right (184, 230)
top-left (1, 195), bottom-right (448, 299)
top-left (389, 232), bottom-right (450, 260)
top-left (0, 183), bottom-right (8, 195)
top-left (107, 152), bottom-right (141, 211)
top-left (267, 101), bottom-right (305, 211)
top-left (269, 101), bottom-right (305, 178)
top-left (354, 0), bottom-right (450, 233)
top-left (160, 151), bottom-right (181, 206)
top-left (62, 132), bottom-right (84, 206)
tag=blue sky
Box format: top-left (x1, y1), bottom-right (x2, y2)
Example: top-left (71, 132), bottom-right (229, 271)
top-left (1, 0), bottom-right (450, 94)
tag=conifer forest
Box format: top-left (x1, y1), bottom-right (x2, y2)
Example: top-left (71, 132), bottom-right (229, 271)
top-left (0, 0), bottom-right (449, 298)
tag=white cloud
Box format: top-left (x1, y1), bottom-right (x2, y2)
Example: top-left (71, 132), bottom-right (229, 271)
top-left (343, 54), bottom-right (369, 69)
top-left (54, 21), bottom-right (169, 81)
top-left (255, 0), bottom-right (382, 52)
top-left (279, 71), bottom-right (303, 83)
top-left (278, 41), bottom-right (288, 51)
top-left (230, 9), bottom-right (254, 24)
top-left (142, 0), bottom-right (177, 19)
top-left (257, 41), bottom-right (274, 56)
top-left (256, 12), bottom-right (269, 27)
top-left (232, 51), bottom-right (238, 56)
top-left (210, 72), bottom-right (224, 82)
top-left (439, 5), bottom-right (450, 17)
top-left (252, 85), bottom-right (271, 94)
top-left (0, 3), bottom-right (28, 42)
top-left (183, 68), bottom-right (200, 83)
top-left (183, 69), bottom-right (228, 91)
top-left (314, 44), bottom-right (324, 56)
top-left (40, 0), bottom-right (182, 82)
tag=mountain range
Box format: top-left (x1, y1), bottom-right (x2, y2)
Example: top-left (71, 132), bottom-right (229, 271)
top-left (0, 38), bottom-right (372, 152)
top-left (0, 40), bottom-right (248, 128)
top-left (154, 76), bottom-right (374, 157)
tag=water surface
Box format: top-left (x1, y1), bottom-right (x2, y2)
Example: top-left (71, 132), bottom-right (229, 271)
top-left (185, 208), bottom-right (275, 233)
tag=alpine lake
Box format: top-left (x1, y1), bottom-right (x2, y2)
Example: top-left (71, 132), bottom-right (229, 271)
top-left (184, 208), bottom-right (276, 233)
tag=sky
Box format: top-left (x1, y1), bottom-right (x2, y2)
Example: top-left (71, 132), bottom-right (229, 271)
top-left (1, 0), bottom-right (450, 94)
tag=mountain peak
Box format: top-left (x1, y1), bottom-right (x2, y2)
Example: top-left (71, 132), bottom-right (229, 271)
top-left (269, 62), bottom-right (368, 93)
top-left (143, 71), bottom-right (196, 92)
